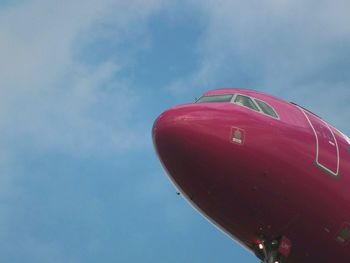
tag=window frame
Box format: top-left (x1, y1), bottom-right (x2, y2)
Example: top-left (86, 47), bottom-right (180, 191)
top-left (232, 93), bottom-right (280, 120)
top-left (254, 98), bottom-right (280, 119)
top-left (196, 94), bottom-right (235, 104)
top-left (336, 223), bottom-right (350, 245)
top-left (195, 92), bottom-right (280, 120)
top-left (232, 94), bottom-right (260, 112)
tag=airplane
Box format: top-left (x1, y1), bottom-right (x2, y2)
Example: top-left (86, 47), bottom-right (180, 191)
top-left (152, 88), bottom-right (350, 263)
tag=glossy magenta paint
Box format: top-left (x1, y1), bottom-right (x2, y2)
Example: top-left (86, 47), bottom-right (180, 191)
top-left (152, 88), bottom-right (350, 262)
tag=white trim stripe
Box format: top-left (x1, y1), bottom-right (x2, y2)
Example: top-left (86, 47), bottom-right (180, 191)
top-left (297, 106), bottom-right (340, 176)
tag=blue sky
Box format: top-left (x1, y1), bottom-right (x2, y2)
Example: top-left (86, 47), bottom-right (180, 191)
top-left (0, 1), bottom-right (349, 262)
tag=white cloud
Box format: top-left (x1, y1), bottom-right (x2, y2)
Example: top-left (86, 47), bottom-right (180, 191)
top-left (0, 0), bottom-right (166, 260)
top-left (0, 0), bottom-right (165, 156)
top-left (169, 0), bottom-right (350, 129)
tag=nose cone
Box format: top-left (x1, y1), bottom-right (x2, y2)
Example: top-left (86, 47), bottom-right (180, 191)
top-left (153, 104), bottom-right (207, 153)
top-left (152, 103), bottom-right (268, 247)
top-left (152, 104), bottom-right (235, 200)
top-left (153, 105), bottom-right (199, 142)
top-left (153, 104), bottom-right (218, 195)
top-left (153, 101), bottom-right (302, 257)
top-left (152, 104), bottom-right (261, 244)
top-left (152, 105), bottom-right (201, 184)
top-left (152, 106), bottom-right (191, 144)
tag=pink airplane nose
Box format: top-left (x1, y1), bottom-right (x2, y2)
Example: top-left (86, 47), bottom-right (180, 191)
top-left (153, 105), bottom-right (207, 151)
top-left (152, 104), bottom-right (239, 201)
top-left (152, 105), bottom-right (200, 171)
top-left (152, 105), bottom-right (214, 195)
top-left (152, 105), bottom-right (262, 241)
top-left (153, 103), bottom-right (282, 247)
top-left (153, 104), bottom-right (229, 155)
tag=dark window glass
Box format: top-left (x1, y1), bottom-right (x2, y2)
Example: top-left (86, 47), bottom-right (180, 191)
top-left (196, 94), bottom-right (233, 103)
top-left (255, 100), bottom-right (278, 118)
top-left (234, 95), bottom-right (259, 111)
top-left (337, 227), bottom-right (350, 244)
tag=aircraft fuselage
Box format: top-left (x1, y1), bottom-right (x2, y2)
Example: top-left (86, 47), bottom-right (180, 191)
top-left (153, 88), bottom-right (350, 262)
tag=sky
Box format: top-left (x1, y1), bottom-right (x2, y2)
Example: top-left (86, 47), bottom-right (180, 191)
top-left (0, 0), bottom-right (349, 262)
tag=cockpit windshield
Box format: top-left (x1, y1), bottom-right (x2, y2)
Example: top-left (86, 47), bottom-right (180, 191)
top-left (234, 95), bottom-right (259, 111)
top-left (255, 99), bottom-right (278, 118)
top-left (196, 92), bottom-right (279, 120)
top-left (196, 94), bottom-right (233, 103)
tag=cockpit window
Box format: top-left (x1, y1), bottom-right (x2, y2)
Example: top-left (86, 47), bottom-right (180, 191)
top-left (196, 94), bottom-right (233, 103)
top-left (255, 99), bottom-right (278, 118)
top-left (234, 95), bottom-right (259, 111)
top-left (196, 92), bottom-right (279, 120)
top-left (336, 226), bottom-right (350, 244)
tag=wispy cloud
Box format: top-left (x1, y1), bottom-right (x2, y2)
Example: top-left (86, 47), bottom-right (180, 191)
top-left (0, 0), bottom-right (165, 157)
top-left (0, 1), bottom-right (166, 261)
top-left (168, 0), bottom-right (350, 133)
